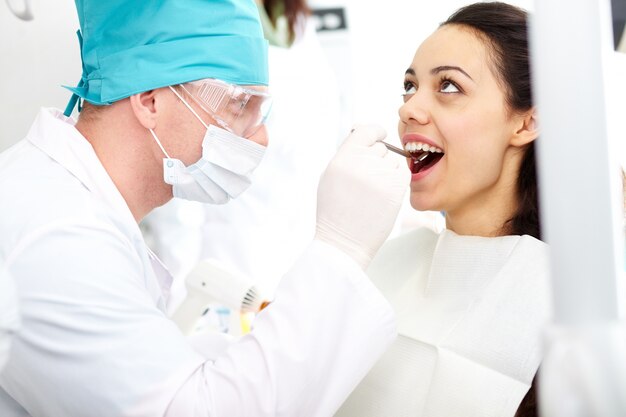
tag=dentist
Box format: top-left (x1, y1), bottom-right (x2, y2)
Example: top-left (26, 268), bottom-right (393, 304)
top-left (0, 1), bottom-right (408, 416)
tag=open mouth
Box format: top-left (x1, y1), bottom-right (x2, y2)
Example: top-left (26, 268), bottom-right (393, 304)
top-left (406, 142), bottom-right (444, 174)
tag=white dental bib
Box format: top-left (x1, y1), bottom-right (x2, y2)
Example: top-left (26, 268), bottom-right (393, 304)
top-left (336, 228), bottom-right (552, 417)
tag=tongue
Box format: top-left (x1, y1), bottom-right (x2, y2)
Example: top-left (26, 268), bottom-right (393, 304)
top-left (412, 152), bottom-right (443, 174)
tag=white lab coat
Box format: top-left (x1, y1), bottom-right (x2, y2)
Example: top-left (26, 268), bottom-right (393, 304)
top-left (0, 267), bottom-right (19, 372)
top-left (336, 227), bottom-right (552, 417)
top-left (143, 18), bottom-right (343, 299)
top-left (0, 108), bottom-right (396, 417)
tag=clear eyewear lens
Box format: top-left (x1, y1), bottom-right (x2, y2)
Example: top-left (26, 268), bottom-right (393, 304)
top-left (182, 80), bottom-right (272, 138)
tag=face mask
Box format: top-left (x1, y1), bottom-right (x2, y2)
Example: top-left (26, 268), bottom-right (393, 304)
top-left (149, 88), bottom-right (266, 204)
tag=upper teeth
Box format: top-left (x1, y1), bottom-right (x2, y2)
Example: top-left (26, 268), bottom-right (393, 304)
top-left (404, 141), bottom-right (443, 153)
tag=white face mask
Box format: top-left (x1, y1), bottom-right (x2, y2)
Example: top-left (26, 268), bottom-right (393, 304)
top-left (149, 87), bottom-right (266, 204)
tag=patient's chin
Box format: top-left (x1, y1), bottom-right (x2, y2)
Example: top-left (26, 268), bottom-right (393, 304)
top-left (409, 194), bottom-right (439, 213)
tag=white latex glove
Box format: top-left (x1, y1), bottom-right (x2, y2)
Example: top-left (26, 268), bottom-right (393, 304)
top-left (315, 125), bottom-right (410, 270)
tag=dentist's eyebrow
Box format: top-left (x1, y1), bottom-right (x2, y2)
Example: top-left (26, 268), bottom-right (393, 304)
top-left (431, 65), bottom-right (474, 81)
top-left (405, 68), bottom-right (416, 76)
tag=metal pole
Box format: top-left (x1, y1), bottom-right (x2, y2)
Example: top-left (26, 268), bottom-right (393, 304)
top-left (530, 0), bottom-right (626, 415)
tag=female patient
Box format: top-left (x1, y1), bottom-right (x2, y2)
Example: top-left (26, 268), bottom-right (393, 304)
top-left (337, 3), bottom-right (549, 417)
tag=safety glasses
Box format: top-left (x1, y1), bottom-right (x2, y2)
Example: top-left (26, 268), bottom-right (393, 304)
top-left (180, 78), bottom-right (272, 138)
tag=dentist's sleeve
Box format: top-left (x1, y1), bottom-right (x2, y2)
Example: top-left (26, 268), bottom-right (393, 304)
top-left (0, 267), bottom-right (19, 373)
top-left (168, 124), bottom-right (406, 416)
top-left (167, 239), bottom-right (397, 417)
top-left (2, 223), bottom-right (394, 417)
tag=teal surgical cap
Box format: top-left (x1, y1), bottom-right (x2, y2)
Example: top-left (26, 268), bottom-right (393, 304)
top-left (63, 0), bottom-right (269, 116)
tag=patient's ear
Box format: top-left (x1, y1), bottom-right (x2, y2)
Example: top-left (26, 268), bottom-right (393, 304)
top-left (510, 108), bottom-right (538, 147)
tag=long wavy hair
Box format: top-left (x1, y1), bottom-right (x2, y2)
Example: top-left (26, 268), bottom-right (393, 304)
top-left (261, 0), bottom-right (310, 43)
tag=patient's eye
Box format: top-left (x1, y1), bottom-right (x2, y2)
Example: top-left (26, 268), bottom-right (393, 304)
top-left (439, 77), bottom-right (461, 94)
top-left (402, 81), bottom-right (417, 102)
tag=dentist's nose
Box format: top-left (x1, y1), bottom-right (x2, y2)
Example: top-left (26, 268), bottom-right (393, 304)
top-left (247, 124), bottom-right (269, 147)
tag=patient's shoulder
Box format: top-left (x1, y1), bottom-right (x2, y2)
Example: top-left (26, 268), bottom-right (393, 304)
top-left (367, 227), bottom-right (439, 293)
top-left (375, 227), bottom-right (439, 260)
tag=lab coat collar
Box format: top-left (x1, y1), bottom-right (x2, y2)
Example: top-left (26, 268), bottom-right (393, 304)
top-left (25, 108), bottom-right (174, 302)
top-left (25, 108), bottom-right (139, 235)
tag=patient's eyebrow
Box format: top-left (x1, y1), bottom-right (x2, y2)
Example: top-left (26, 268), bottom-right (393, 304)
top-left (431, 65), bottom-right (473, 81)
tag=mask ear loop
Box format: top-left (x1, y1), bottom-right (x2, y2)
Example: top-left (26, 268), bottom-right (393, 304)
top-left (148, 129), bottom-right (172, 159)
top-left (169, 85), bottom-right (209, 130)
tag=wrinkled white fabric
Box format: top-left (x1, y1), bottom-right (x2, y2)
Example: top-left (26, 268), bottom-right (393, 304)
top-left (0, 108), bottom-right (397, 417)
top-left (336, 227), bottom-right (552, 417)
top-left (0, 267), bottom-right (19, 373)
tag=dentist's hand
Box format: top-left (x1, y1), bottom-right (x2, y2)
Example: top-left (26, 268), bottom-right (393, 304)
top-left (315, 125), bottom-right (410, 270)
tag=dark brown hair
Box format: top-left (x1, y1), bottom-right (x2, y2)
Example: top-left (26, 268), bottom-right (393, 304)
top-left (442, 3), bottom-right (540, 417)
top-left (443, 1), bottom-right (541, 242)
top-left (262, 0), bottom-right (310, 43)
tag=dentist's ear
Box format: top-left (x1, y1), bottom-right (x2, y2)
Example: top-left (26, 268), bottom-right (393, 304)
top-left (511, 108), bottom-right (539, 147)
top-left (129, 90), bottom-right (158, 130)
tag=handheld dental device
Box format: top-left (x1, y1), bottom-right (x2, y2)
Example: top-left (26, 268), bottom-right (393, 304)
top-left (171, 259), bottom-right (268, 335)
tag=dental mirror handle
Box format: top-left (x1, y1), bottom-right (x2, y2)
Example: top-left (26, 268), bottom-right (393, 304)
top-left (382, 141), bottom-right (412, 158)
top-left (382, 142), bottom-right (430, 163)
